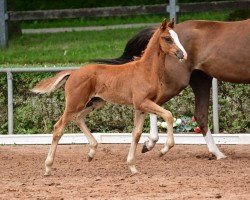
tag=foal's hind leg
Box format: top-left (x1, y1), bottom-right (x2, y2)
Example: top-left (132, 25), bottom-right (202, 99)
top-left (44, 112), bottom-right (73, 176)
top-left (76, 99), bottom-right (106, 161)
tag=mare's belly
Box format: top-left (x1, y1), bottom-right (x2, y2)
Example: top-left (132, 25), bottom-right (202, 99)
top-left (197, 50), bottom-right (250, 83)
top-left (201, 61), bottom-right (250, 83)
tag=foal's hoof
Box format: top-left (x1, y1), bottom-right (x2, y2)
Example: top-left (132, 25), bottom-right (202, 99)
top-left (87, 155), bottom-right (93, 162)
top-left (159, 151), bottom-right (164, 158)
top-left (44, 171), bottom-right (51, 176)
top-left (44, 166), bottom-right (52, 176)
top-left (141, 143), bottom-right (150, 153)
top-left (129, 166), bottom-right (138, 175)
top-left (216, 153), bottom-right (227, 160)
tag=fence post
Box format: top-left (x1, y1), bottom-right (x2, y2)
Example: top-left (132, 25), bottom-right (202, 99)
top-left (0, 0), bottom-right (8, 48)
top-left (212, 78), bottom-right (219, 133)
top-left (167, 0), bottom-right (179, 22)
top-left (7, 71), bottom-right (14, 134)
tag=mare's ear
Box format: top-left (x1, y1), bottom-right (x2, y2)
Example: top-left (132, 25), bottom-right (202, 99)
top-left (167, 18), bottom-right (175, 29)
top-left (161, 18), bottom-right (167, 30)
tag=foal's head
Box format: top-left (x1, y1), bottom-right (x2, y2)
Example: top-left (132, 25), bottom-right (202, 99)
top-left (158, 19), bottom-right (187, 61)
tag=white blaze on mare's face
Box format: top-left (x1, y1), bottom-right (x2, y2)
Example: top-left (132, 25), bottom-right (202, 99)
top-left (169, 29), bottom-right (188, 60)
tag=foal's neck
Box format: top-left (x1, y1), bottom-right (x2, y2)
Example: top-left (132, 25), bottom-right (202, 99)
top-left (138, 29), bottom-right (165, 68)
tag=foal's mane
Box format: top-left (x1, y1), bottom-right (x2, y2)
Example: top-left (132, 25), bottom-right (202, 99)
top-left (138, 27), bottom-right (162, 62)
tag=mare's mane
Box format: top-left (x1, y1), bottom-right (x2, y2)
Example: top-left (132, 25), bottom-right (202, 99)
top-left (91, 27), bottom-right (156, 64)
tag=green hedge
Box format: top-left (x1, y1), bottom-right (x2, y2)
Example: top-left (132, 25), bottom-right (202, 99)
top-left (0, 73), bottom-right (249, 134)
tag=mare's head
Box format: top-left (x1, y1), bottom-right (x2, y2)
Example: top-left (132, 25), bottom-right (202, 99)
top-left (158, 18), bottom-right (187, 61)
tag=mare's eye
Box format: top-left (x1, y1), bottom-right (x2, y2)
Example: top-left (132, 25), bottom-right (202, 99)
top-left (163, 36), bottom-right (173, 44)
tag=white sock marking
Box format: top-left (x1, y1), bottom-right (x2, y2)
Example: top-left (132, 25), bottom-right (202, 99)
top-left (144, 114), bottom-right (159, 150)
top-left (149, 114), bottom-right (159, 141)
top-left (204, 128), bottom-right (226, 159)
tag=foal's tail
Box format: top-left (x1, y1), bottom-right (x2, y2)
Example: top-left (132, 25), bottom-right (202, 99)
top-left (31, 70), bottom-right (72, 94)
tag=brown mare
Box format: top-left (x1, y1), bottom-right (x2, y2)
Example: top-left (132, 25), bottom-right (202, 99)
top-left (94, 19), bottom-right (250, 159)
top-left (32, 19), bottom-right (187, 175)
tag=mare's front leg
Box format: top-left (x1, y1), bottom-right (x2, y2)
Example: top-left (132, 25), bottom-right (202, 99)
top-left (142, 114), bottom-right (159, 153)
top-left (139, 100), bottom-right (174, 157)
top-left (127, 110), bottom-right (146, 174)
top-left (190, 71), bottom-right (226, 159)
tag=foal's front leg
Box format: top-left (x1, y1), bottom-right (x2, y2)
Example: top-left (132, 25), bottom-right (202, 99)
top-left (140, 100), bottom-right (174, 157)
top-left (142, 114), bottom-right (159, 153)
top-left (127, 110), bottom-right (146, 174)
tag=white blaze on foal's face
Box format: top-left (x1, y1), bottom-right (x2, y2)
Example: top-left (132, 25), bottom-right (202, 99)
top-left (159, 18), bottom-right (188, 61)
top-left (169, 29), bottom-right (188, 60)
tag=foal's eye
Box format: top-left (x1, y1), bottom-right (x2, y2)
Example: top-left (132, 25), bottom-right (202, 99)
top-left (163, 36), bottom-right (173, 44)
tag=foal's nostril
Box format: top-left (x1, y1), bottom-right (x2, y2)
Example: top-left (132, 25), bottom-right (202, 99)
top-left (176, 50), bottom-right (184, 59)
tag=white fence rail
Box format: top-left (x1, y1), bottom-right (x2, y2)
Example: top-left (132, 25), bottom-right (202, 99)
top-left (1, 133), bottom-right (250, 145)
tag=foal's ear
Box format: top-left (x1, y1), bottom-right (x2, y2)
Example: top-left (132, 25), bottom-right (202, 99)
top-left (161, 18), bottom-right (167, 30)
top-left (167, 18), bottom-right (175, 29)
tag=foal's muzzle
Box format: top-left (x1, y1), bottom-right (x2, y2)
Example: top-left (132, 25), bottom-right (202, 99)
top-left (176, 49), bottom-right (184, 60)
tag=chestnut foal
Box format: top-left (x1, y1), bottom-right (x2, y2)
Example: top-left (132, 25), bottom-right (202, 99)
top-left (32, 19), bottom-right (187, 175)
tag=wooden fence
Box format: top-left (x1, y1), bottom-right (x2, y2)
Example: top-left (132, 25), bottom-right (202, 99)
top-left (7, 1), bottom-right (250, 21)
top-left (1, 0), bottom-right (250, 48)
